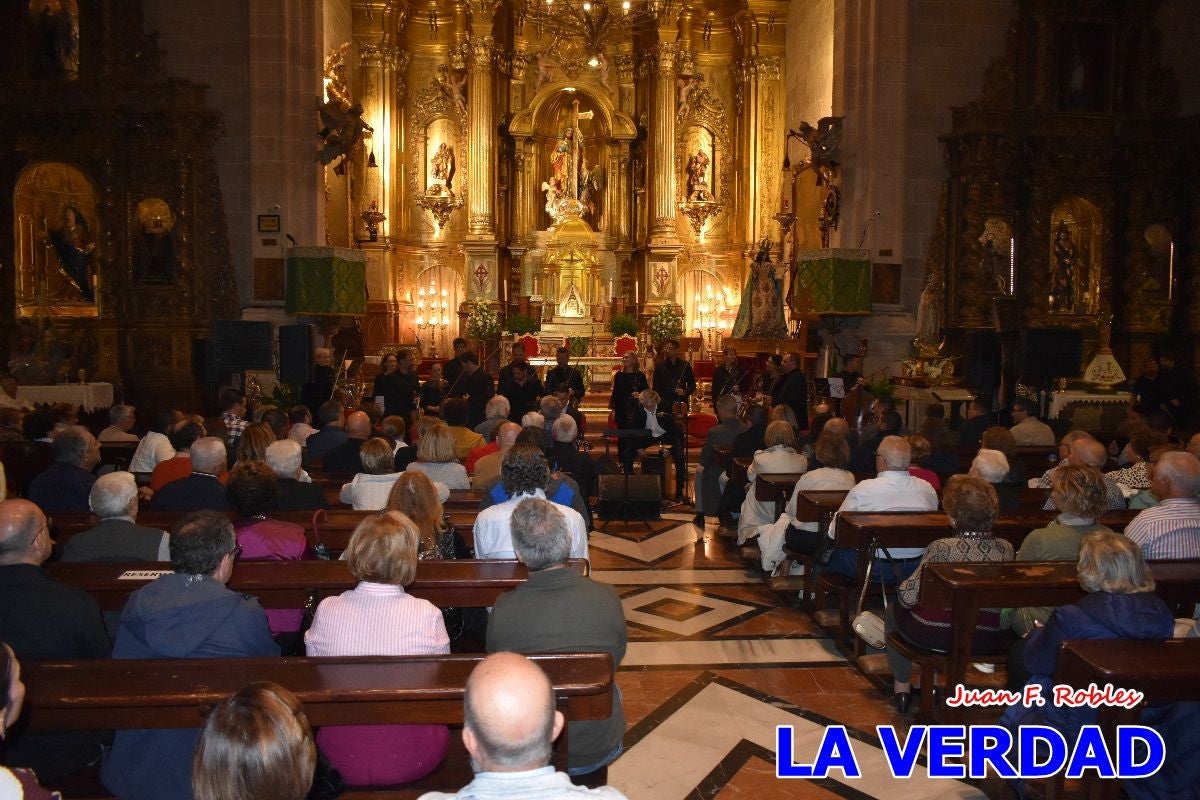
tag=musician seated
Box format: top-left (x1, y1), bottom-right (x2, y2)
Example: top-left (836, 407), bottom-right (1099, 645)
top-left (621, 389), bottom-right (686, 501)
top-left (693, 395), bottom-right (748, 525)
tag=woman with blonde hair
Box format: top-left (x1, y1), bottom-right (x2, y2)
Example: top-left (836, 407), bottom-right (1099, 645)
top-left (736, 421), bottom-right (808, 539)
top-left (192, 682), bottom-right (315, 800)
top-left (404, 422), bottom-right (469, 490)
top-left (387, 470), bottom-right (455, 558)
top-left (234, 423), bottom-right (276, 466)
top-left (305, 511), bottom-right (450, 785)
top-left (339, 437), bottom-right (402, 510)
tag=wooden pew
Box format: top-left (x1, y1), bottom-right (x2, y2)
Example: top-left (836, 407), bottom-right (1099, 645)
top-left (767, 491), bottom-right (849, 606)
top-left (1054, 638), bottom-right (1200, 800)
top-left (955, 445), bottom-right (1057, 478)
top-left (23, 653), bottom-right (613, 796)
top-left (754, 472), bottom-right (806, 521)
top-left (47, 558), bottom-right (589, 611)
top-left (894, 559), bottom-right (1200, 721)
top-left (815, 509), bottom-right (1139, 646)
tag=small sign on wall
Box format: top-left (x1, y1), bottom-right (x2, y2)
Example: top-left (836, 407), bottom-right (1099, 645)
top-left (257, 213), bottom-right (281, 233)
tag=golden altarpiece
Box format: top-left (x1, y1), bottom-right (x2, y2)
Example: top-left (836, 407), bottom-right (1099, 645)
top-left (0, 0), bottom-right (238, 408)
top-left (338, 0), bottom-right (790, 358)
top-left (926, 0), bottom-right (1200, 386)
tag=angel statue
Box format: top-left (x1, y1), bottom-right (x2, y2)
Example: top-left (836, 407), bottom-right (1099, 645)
top-left (430, 143), bottom-right (456, 195)
top-left (579, 157), bottom-right (604, 227)
top-left (317, 101), bottom-right (372, 175)
top-left (787, 116), bottom-right (844, 186)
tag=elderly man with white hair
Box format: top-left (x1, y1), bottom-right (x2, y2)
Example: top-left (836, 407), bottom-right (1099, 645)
top-left (98, 404), bottom-right (140, 443)
top-left (549, 413), bottom-right (594, 497)
top-left (63, 472), bottom-right (169, 562)
top-left (970, 449), bottom-right (1020, 514)
top-left (26, 425), bottom-right (100, 513)
top-left (472, 422), bottom-right (522, 490)
top-left (823, 435), bottom-right (939, 583)
top-left (149, 437), bottom-right (230, 512)
top-left (1124, 451), bottom-right (1200, 560)
top-left (475, 395), bottom-right (512, 440)
top-left (266, 439), bottom-right (328, 512)
top-left (1040, 436), bottom-right (1126, 511)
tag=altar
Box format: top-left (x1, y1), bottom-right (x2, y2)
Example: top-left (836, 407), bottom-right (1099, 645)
top-left (17, 382), bottom-right (114, 411)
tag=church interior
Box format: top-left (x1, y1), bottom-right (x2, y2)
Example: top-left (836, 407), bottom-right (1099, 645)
top-left (3, 0), bottom-right (1200, 798)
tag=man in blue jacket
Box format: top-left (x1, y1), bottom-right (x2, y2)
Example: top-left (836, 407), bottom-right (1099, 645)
top-left (101, 511), bottom-right (278, 800)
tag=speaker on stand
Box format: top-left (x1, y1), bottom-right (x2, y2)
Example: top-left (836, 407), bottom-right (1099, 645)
top-left (279, 324), bottom-right (314, 385)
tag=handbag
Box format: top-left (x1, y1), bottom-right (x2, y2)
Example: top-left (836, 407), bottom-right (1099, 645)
top-left (851, 538), bottom-right (897, 650)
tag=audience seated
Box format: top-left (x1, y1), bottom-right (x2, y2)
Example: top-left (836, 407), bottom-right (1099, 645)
top-left (227, 461), bottom-right (310, 638)
top-left (473, 422), bottom-right (521, 491)
top-left (101, 511), bottom-right (278, 799)
top-left (905, 435), bottom-right (942, 491)
top-left (63, 471), bottom-right (169, 562)
top-left (415, 652), bottom-right (628, 800)
top-left (1007, 464), bottom-right (1112, 636)
top-left (259, 407), bottom-right (290, 441)
top-left (321, 411), bottom-right (373, 474)
top-left (474, 444), bottom-right (587, 560)
top-left (466, 420), bottom-right (502, 475)
top-left (693, 395), bottom-right (748, 526)
top-left (915, 403), bottom-right (958, 474)
top-left (149, 419), bottom-right (208, 492)
top-left (968, 449), bottom-right (1019, 514)
top-left (475, 395), bottom-right (511, 441)
top-left (386, 471), bottom-right (455, 558)
top-left (550, 415), bottom-right (594, 498)
top-left (487, 498), bottom-right (626, 776)
top-left (1033, 429), bottom-right (1094, 486)
top-left (381, 414), bottom-right (410, 454)
top-left (766, 433), bottom-right (857, 566)
top-left (219, 389), bottom-right (250, 448)
top-left (1008, 397), bottom-right (1055, 446)
top-left (443, 398), bottom-right (485, 461)
top-left (26, 426), bottom-right (99, 513)
top-left (0, 407), bottom-right (27, 445)
top-left (1105, 427), bottom-right (1164, 492)
top-left (304, 400), bottom-right (349, 464)
top-left (305, 511), bottom-right (449, 785)
top-left (886, 476), bottom-right (1014, 714)
top-left (1000, 531), bottom-right (1199, 796)
top-left (480, 429), bottom-right (592, 530)
top-left (554, 382), bottom-right (585, 436)
top-left (849, 410), bottom-right (902, 474)
top-left (339, 438), bottom-right (403, 510)
top-left (0, 499), bottom-right (109, 781)
top-left (266, 440), bottom-right (327, 512)
top-left (286, 404), bottom-right (317, 446)
top-left (150, 437), bottom-right (231, 511)
top-left (824, 436), bottom-right (939, 583)
top-left (1123, 451), bottom-right (1200, 559)
top-left (981, 425), bottom-right (1025, 484)
top-left (192, 682), bottom-right (315, 800)
top-left (406, 422), bottom-right (470, 490)
top-left (956, 398), bottom-right (993, 447)
top-left (715, 405), bottom-right (770, 524)
top-left (98, 403), bottom-right (139, 443)
top-left (233, 422), bottom-right (276, 466)
top-left (1040, 436), bottom-right (1125, 510)
top-left (1, 642), bottom-right (64, 797)
top-left (736, 421), bottom-right (808, 540)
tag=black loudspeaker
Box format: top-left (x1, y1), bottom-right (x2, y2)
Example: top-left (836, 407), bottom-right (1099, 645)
top-left (279, 324), bottom-right (314, 385)
top-left (597, 475), bottom-right (662, 519)
top-left (210, 321), bottom-right (274, 371)
top-left (1021, 328), bottom-right (1083, 377)
top-left (965, 331), bottom-right (1002, 392)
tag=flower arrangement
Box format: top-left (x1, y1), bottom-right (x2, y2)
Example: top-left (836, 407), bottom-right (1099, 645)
top-left (464, 302), bottom-right (500, 343)
top-left (608, 313), bottom-right (639, 338)
top-left (648, 304), bottom-right (684, 345)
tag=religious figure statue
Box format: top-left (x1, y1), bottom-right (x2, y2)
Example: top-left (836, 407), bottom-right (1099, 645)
top-left (788, 116), bottom-right (844, 186)
top-left (913, 273), bottom-right (944, 357)
top-left (541, 100), bottom-right (596, 225)
top-left (559, 278), bottom-right (584, 318)
top-left (135, 199), bottom-right (176, 284)
top-left (1050, 223), bottom-right (1079, 313)
top-left (535, 51), bottom-right (555, 89)
top-left (685, 150), bottom-right (711, 201)
top-left (430, 143), bottom-right (456, 195)
top-left (676, 74), bottom-right (701, 120)
top-left (981, 232), bottom-right (1007, 294)
top-left (317, 101), bottom-right (372, 175)
top-left (43, 205), bottom-right (95, 302)
top-left (437, 65), bottom-right (467, 121)
top-left (578, 157), bottom-right (603, 228)
top-left (34, 0), bottom-right (80, 77)
top-left (551, 129), bottom-right (573, 196)
top-left (596, 52), bottom-right (610, 90)
top-left (731, 239), bottom-right (787, 338)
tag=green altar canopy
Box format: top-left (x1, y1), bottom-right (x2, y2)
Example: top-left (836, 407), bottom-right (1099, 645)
top-left (285, 246), bottom-right (367, 315)
top-left (791, 248), bottom-right (871, 315)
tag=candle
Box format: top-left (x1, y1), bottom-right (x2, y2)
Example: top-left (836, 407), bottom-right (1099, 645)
top-left (634, 280), bottom-right (639, 303)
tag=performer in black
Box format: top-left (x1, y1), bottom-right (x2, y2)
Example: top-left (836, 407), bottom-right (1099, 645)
top-left (610, 351), bottom-right (648, 429)
top-left (771, 351), bottom-right (809, 429)
top-left (710, 346), bottom-right (744, 411)
top-left (623, 389), bottom-right (686, 499)
top-left (651, 339), bottom-right (696, 415)
top-left (441, 337), bottom-right (469, 387)
top-left (497, 341), bottom-right (531, 394)
top-left (499, 361), bottom-right (545, 422)
top-left (545, 346), bottom-right (585, 404)
top-left (372, 349), bottom-right (419, 422)
top-left (447, 351), bottom-right (494, 428)
top-left (419, 362), bottom-right (448, 417)
top-left (830, 353), bottom-right (864, 414)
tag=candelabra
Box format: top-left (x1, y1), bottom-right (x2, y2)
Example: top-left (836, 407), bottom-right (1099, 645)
top-left (691, 284), bottom-right (728, 357)
top-left (415, 279), bottom-right (450, 358)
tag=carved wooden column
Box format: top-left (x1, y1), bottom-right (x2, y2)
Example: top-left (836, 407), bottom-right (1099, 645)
top-left (648, 42), bottom-right (679, 241)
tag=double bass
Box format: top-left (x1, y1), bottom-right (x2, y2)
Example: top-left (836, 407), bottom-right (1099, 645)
top-left (838, 339), bottom-right (873, 435)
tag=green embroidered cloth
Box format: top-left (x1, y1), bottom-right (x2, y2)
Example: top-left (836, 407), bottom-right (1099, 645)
top-left (285, 246), bottom-right (367, 315)
top-left (791, 248), bottom-right (871, 315)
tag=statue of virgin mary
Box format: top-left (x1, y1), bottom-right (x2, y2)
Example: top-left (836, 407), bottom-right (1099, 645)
top-left (731, 239), bottom-right (787, 338)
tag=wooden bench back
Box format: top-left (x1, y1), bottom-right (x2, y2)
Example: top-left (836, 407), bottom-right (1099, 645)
top-left (1055, 638), bottom-right (1200, 704)
top-left (46, 558), bottom-right (590, 610)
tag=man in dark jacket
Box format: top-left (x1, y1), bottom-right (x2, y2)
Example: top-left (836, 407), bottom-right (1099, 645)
top-left (26, 425), bottom-right (100, 513)
top-left (149, 437), bottom-right (230, 512)
top-left (624, 389), bottom-right (686, 499)
top-left (265, 439), bottom-right (328, 512)
top-left (303, 399), bottom-right (350, 465)
top-left (449, 351), bottom-right (495, 428)
top-left (499, 361), bottom-right (545, 423)
top-left (319, 410), bottom-right (372, 473)
top-left (0, 499), bottom-right (111, 781)
top-left (771, 351), bottom-right (808, 429)
top-left (956, 398), bottom-right (994, 447)
top-left (101, 511), bottom-right (278, 800)
top-left (63, 471), bottom-right (169, 562)
top-left (651, 340), bottom-right (696, 414)
top-left (694, 394), bottom-right (748, 525)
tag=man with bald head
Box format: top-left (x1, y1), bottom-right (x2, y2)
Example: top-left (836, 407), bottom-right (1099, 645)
top-left (472, 422), bottom-right (522, 490)
top-left (0, 498), bottom-right (110, 780)
top-left (1042, 436), bottom-right (1126, 511)
top-left (416, 652), bottom-right (627, 799)
top-left (320, 410), bottom-right (374, 473)
top-left (824, 436), bottom-right (939, 582)
top-left (26, 424), bottom-right (100, 512)
top-left (1124, 451), bottom-right (1200, 559)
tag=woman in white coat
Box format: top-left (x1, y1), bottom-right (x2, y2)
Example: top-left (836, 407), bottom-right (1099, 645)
top-left (737, 421), bottom-right (809, 540)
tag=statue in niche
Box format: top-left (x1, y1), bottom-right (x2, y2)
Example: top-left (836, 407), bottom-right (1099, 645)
top-left (30, 0), bottom-right (79, 77)
top-left (578, 156), bottom-right (603, 228)
top-left (980, 232), bottom-right (1008, 294)
top-left (913, 273), bottom-right (944, 357)
top-left (535, 52), bottom-right (555, 89)
top-left (550, 128), bottom-right (573, 198)
top-left (135, 198), bottom-right (177, 284)
top-left (685, 150), bottom-right (711, 201)
top-left (430, 143), bottom-right (456, 195)
top-left (1050, 223), bottom-right (1080, 313)
top-left (731, 239), bottom-right (787, 339)
top-left (43, 205), bottom-right (95, 302)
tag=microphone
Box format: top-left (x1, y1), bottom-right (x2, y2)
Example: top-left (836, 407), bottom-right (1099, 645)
top-left (857, 211), bottom-right (881, 249)
top-left (285, 233), bottom-right (297, 246)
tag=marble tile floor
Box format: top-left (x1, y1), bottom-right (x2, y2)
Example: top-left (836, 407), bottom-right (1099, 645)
top-left (596, 514), bottom-right (1003, 800)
